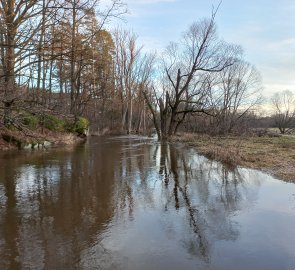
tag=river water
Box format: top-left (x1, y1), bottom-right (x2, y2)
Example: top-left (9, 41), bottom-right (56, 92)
top-left (0, 136), bottom-right (295, 270)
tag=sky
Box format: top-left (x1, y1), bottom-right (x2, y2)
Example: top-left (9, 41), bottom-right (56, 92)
top-left (103, 0), bottom-right (295, 99)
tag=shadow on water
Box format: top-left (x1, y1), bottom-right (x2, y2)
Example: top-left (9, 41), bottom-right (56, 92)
top-left (0, 136), bottom-right (295, 270)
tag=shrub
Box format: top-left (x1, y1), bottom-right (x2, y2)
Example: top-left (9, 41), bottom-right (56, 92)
top-left (65, 117), bottom-right (89, 135)
top-left (40, 114), bottom-right (65, 131)
top-left (22, 115), bottom-right (39, 129)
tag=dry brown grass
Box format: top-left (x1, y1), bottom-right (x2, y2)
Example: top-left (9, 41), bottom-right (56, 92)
top-left (173, 133), bottom-right (295, 182)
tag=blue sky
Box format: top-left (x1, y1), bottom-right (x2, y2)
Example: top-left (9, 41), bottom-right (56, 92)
top-left (104, 0), bottom-right (295, 97)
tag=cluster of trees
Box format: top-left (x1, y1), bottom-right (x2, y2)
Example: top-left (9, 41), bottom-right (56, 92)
top-left (144, 11), bottom-right (261, 139)
top-left (271, 90), bottom-right (295, 134)
top-left (0, 0), bottom-right (128, 130)
top-left (1, 1), bottom-right (292, 139)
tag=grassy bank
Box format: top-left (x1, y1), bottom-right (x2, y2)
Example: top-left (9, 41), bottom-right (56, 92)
top-left (0, 127), bottom-right (85, 150)
top-left (0, 114), bottom-right (89, 150)
top-left (173, 133), bottom-right (295, 182)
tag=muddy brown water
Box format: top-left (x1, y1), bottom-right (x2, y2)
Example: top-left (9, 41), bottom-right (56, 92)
top-left (0, 136), bottom-right (295, 270)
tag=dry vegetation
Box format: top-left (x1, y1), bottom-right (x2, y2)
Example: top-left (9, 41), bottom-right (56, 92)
top-left (173, 133), bottom-right (295, 182)
top-left (0, 127), bottom-right (84, 151)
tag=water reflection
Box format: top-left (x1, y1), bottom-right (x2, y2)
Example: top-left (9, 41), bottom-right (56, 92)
top-left (154, 143), bottom-right (252, 262)
top-left (0, 137), bottom-right (295, 270)
top-left (0, 143), bottom-right (119, 269)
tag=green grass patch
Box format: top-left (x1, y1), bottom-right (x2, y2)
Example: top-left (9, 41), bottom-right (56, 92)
top-left (22, 115), bottom-right (39, 129)
top-left (39, 114), bottom-right (65, 132)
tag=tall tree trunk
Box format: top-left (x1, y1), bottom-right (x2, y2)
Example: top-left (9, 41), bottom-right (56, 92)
top-left (3, 22), bottom-right (16, 125)
top-left (128, 97), bottom-right (133, 134)
top-left (36, 0), bottom-right (46, 102)
top-left (70, 0), bottom-right (77, 116)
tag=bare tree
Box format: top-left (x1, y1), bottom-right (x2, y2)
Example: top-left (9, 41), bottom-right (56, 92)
top-left (0, 0), bottom-right (126, 128)
top-left (271, 90), bottom-right (295, 134)
top-left (144, 10), bottom-right (238, 140)
top-left (114, 28), bottom-right (155, 134)
top-left (0, 0), bottom-right (50, 125)
top-left (210, 59), bottom-right (262, 134)
top-left (61, 0), bottom-right (126, 118)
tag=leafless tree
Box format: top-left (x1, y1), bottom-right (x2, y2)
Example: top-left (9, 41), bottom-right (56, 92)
top-left (0, 0), bottom-right (126, 127)
top-left (271, 90), bottom-right (295, 134)
top-left (144, 10), bottom-right (239, 140)
top-left (210, 59), bottom-right (262, 134)
top-left (114, 28), bottom-right (155, 134)
top-left (0, 0), bottom-right (51, 125)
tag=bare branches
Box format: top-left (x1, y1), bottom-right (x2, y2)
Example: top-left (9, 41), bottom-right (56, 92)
top-left (113, 28), bottom-right (155, 133)
top-left (141, 4), bottom-right (261, 139)
top-left (0, 0), bottom-right (127, 126)
top-left (271, 90), bottom-right (295, 134)
top-left (150, 8), bottom-right (242, 139)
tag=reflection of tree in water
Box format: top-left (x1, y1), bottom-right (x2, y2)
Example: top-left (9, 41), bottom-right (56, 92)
top-left (113, 139), bottom-right (158, 221)
top-left (158, 143), bottom-right (210, 260)
top-left (110, 139), bottom-right (260, 263)
top-left (0, 155), bottom-right (22, 270)
top-left (0, 139), bottom-right (121, 269)
top-left (157, 143), bottom-right (258, 262)
top-left (0, 137), bottom-right (262, 269)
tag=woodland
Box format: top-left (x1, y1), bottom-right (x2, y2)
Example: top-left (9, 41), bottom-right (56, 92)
top-left (0, 0), bottom-right (294, 142)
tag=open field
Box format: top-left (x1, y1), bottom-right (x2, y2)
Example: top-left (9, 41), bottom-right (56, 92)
top-left (173, 133), bottom-right (295, 182)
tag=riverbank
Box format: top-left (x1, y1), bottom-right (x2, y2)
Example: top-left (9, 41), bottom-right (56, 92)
top-left (0, 127), bottom-right (85, 150)
top-left (172, 133), bottom-right (295, 182)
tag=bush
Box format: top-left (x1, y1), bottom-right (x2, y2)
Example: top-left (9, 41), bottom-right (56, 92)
top-left (22, 115), bottom-right (39, 129)
top-left (40, 114), bottom-right (65, 131)
top-left (75, 117), bottom-right (89, 135)
top-left (65, 117), bottom-right (89, 135)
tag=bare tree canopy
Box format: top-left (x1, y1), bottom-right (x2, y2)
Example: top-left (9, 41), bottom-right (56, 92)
top-left (0, 0), bottom-right (126, 128)
top-left (271, 90), bottom-right (295, 134)
top-left (209, 59), bottom-right (262, 134)
top-left (0, 1), bottom-right (262, 138)
top-left (143, 9), bottom-right (261, 140)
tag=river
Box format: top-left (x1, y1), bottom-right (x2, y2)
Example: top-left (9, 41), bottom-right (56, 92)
top-left (0, 136), bottom-right (295, 270)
